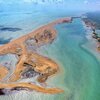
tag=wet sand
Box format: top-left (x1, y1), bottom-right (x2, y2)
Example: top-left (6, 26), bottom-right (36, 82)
top-left (0, 65), bottom-right (8, 81)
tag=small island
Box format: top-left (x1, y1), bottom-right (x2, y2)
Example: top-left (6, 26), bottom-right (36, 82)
top-left (0, 17), bottom-right (72, 95)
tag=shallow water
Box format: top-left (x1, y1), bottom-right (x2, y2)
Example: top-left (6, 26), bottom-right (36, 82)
top-left (0, 7), bottom-right (100, 100)
top-left (37, 19), bottom-right (100, 100)
top-left (0, 54), bottom-right (18, 82)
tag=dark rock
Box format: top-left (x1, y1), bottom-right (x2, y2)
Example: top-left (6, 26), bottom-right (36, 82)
top-left (0, 89), bottom-right (5, 95)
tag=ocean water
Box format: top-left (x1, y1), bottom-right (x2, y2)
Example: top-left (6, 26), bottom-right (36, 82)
top-left (0, 7), bottom-right (100, 100)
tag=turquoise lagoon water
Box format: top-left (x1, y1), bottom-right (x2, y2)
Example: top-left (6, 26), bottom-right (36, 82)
top-left (38, 19), bottom-right (100, 100)
top-left (0, 8), bottom-right (100, 100)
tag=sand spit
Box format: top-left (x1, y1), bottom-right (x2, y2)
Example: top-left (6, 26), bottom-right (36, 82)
top-left (0, 17), bottom-right (72, 94)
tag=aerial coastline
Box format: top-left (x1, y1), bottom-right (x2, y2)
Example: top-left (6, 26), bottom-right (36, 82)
top-left (0, 17), bottom-right (72, 95)
top-left (82, 12), bottom-right (100, 51)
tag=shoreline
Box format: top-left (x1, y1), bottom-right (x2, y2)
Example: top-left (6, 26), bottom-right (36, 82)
top-left (82, 18), bottom-right (100, 51)
top-left (0, 17), bottom-right (72, 95)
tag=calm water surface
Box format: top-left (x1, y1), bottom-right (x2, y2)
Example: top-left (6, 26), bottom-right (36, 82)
top-left (0, 8), bottom-right (100, 100)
